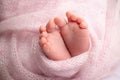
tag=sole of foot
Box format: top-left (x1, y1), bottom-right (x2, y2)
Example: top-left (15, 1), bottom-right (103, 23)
top-left (39, 19), bottom-right (71, 60)
top-left (54, 12), bottom-right (90, 57)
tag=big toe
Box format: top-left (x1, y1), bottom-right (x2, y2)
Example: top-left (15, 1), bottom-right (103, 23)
top-left (46, 19), bottom-right (56, 33)
top-left (54, 17), bottom-right (67, 28)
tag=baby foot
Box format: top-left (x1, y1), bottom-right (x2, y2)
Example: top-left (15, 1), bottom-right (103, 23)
top-left (54, 12), bottom-right (90, 57)
top-left (39, 19), bottom-right (71, 60)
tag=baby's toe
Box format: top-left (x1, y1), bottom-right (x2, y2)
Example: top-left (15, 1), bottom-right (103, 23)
top-left (42, 42), bottom-right (51, 55)
top-left (66, 12), bottom-right (77, 22)
top-left (46, 19), bottom-right (56, 33)
top-left (40, 31), bottom-right (48, 39)
top-left (40, 37), bottom-right (47, 47)
top-left (76, 17), bottom-right (88, 29)
top-left (39, 26), bottom-right (46, 33)
top-left (79, 21), bottom-right (88, 29)
top-left (77, 17), bottom-right (84, 24)
top-left (54, 17), bottom-right (67, 28)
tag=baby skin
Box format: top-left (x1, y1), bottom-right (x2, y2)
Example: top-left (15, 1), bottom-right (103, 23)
top-left (39, 12), bottom-right (90, 61)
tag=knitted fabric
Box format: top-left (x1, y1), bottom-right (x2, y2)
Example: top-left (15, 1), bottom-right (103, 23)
top-left (0, 0), bottom-right (120, 80)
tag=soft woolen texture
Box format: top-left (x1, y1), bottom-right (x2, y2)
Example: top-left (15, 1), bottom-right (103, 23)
top-left (0, 0), bottom-right (120, 80)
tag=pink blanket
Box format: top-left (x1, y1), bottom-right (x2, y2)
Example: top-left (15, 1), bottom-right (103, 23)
top-left (0, 0), bottom-right (120, 80)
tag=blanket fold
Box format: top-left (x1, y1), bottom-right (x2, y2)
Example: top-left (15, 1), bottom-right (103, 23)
top-left (0, 0), bottom-right (120, 80)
